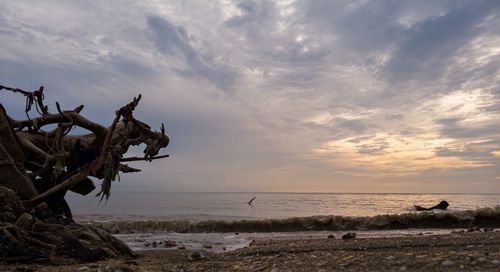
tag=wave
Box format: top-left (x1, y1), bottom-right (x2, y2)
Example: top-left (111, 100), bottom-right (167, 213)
top-left (91, 206), bottom-right (500, 234)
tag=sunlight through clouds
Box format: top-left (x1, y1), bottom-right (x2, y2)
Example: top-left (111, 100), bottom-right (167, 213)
top-left (0, 0), bottom-right (499, 192)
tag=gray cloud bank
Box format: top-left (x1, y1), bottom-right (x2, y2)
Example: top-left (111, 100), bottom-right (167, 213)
top-left (0, 0), bottom-right (498, 193)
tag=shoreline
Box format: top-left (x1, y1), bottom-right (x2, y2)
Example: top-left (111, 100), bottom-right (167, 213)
top-left (2, 230), bottom-right (499, 271)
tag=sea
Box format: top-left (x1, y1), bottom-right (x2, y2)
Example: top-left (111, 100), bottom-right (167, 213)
top-left (67, 192), bottom-right (500, 251)
top-left (67, 191), bottom-right (499, 221)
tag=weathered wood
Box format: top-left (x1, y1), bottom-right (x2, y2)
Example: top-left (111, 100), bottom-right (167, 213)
top-left (0, 84), bottom-right (170, 263)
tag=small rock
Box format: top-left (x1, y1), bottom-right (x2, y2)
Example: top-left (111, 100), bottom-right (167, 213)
top-left (483, 227), bottom-right (494, 232)
top-left (202, 243), bottom-right (213, 249)
top-left (386, 256), bottom-right (395, 260)
top-left (342, 233), bottom-right (356, 240)
top-left (491, 259), bottom-right (500, 265)
top-left (417, 232), bottom-right (423, 236)
top-left (151, 241), bottom-right (158, 248)
top-left (234, 232), bottom-right (239, 235)
top-left (467, 227), bottom-right (481, 233)
top-left (189, 250), bottom-right (208, 261)
top-left (477, 257), bottom-right (486, 263)
top-left (327, 234), bottom-right (335, 239)
top-left (177, 246), bottom-right (186, 249)
top-left (441, 260), bottom-right (454, 267)
top-left (399, 265), bottom-right (407, 271)
top-left (101, 266), bottom-right (133, 272)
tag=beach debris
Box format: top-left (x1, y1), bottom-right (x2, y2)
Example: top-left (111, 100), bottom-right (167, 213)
top-left (189, 250), bottom-right (209, 261)
top-left (248, 196), bottom-right (256, 206)
top-left (0, 84), bottom-right (169, 210)
top-left (342, 232), bottom-right (356, 240)
top-left (0, 84), bottom-right (170, 263)
top-left (414, 200), bottom-right (449, 211)
top-left (327, 234), bottom-right (335, 239)
top-left (164, 240), bottom-right (177, 247)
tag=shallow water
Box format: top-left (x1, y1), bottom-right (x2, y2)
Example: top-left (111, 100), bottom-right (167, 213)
top-left (115, 229), bottom-right (460, 252)
top-left (68, 192), bottom-right (500, 222)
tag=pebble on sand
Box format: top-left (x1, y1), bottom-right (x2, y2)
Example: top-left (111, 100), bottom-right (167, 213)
top-left (189, 251), bottom-right (208, 261)
top-left (441, 260), bottom-right (454, 266)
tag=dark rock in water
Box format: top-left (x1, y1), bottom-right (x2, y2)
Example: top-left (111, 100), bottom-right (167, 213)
top-left (342, 233), bottom-right (356, 240)
top-left (151, 241), bottom-right (158, 248)
top-left (414, 200), bottom-right (449, 211)
top-left (483, 227), bottom-right (494, 232)
top-left (189, 250), bottom-right (208, 261)
top-left (202, 243), bottom-right (213, 249)
top-left (327, 234), bottom-right (335, 239)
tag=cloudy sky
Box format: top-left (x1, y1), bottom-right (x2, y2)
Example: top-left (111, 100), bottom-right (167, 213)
top-left (1, 0), bottom-right (499, 193)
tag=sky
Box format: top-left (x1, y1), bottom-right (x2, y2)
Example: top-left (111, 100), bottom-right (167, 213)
top-left (0, 0), bottom-right (499, 193)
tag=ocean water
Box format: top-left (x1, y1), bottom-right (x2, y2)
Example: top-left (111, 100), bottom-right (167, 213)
top-left (66, 191), bottom-right (500, 222)
top-left (66, 192), bottom-right (499, 252)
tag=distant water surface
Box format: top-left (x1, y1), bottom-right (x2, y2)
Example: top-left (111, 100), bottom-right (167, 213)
top-left (66, 192), bottom-right (499, 222)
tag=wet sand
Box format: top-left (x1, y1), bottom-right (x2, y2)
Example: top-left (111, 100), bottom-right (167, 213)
top-left (2, 231), bottom-right (499, 271)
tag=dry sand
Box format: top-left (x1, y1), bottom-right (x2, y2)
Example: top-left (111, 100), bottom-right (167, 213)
top-left (2, 231), bottom-right (499, 271)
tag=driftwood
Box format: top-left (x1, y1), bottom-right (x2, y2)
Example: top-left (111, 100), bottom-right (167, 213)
top-left (414, 201), bottom-right (449, 211)
top-left (0, 84), bottom-right (170, 263)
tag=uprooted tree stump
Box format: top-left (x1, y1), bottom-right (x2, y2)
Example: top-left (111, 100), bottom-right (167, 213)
top-left (0, 84), bottom-right (170, 263)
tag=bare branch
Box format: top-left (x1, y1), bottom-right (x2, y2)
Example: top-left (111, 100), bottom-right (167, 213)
top-left (120, 154), bottom-right (169, 162)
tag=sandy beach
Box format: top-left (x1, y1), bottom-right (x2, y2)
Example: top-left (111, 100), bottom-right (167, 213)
top-left (2, 230), bottom-right (499, 272)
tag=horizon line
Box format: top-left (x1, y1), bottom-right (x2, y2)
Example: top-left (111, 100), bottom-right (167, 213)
top-left (106, 191), bottom-right (500, 195)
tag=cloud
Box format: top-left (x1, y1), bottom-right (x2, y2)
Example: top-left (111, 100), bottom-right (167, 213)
top-left (147, 15), bottom-right (237, 91)
top-left (384, 0), bottom-right (500, 82)
top-left (0, 0), bottom-right (498, 193)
